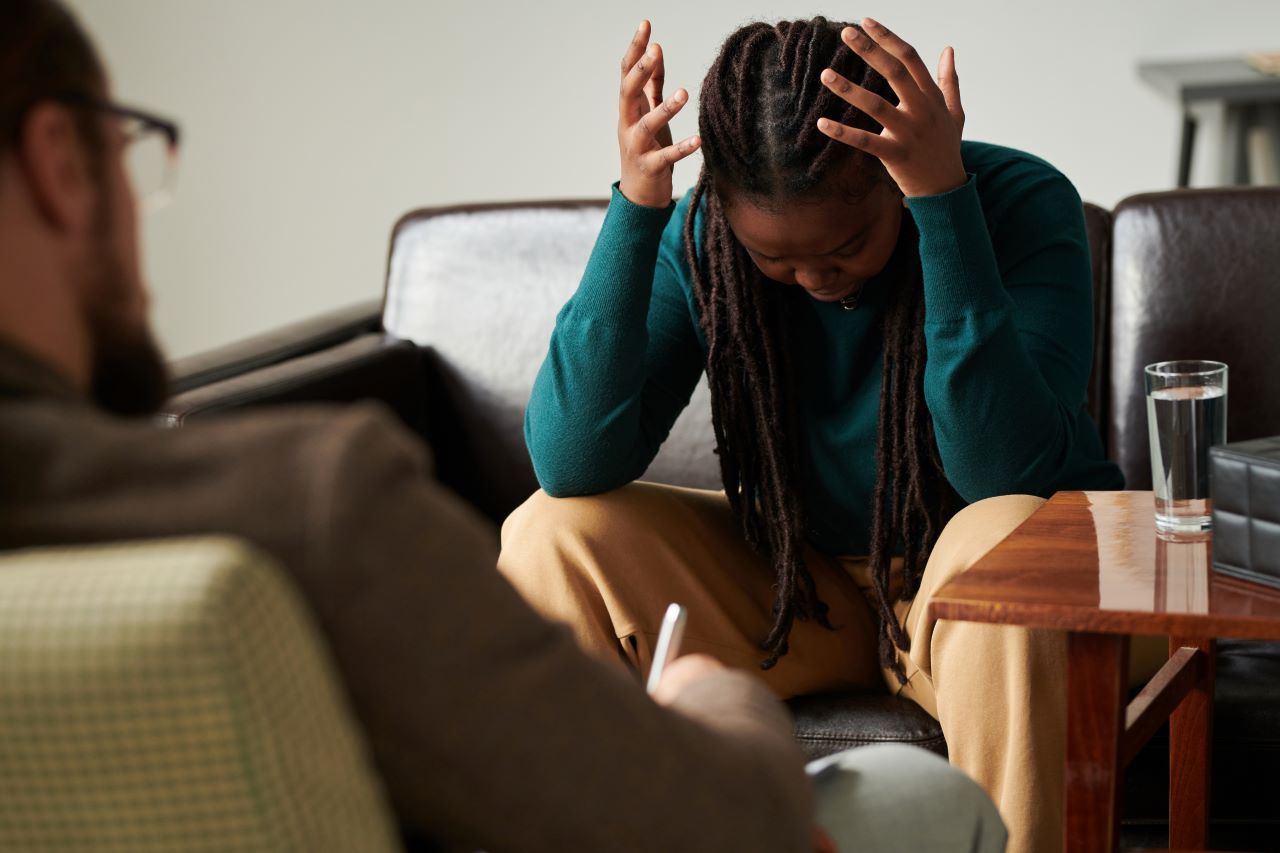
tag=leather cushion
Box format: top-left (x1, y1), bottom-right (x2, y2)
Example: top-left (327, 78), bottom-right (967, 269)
top-left (1211, 436), bottom-right (1280, 587)
top-left (1108, 188), bottom-right (1280, 488)
top-left (382, 202), bottom-right (721, 516)
top-left (788, 692), bottom-right (946, 760)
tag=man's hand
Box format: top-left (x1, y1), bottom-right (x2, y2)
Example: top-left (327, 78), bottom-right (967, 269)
top-left (650, 653), bottom-right (724, 706)
top-left (654, 655), bottom-right (839, 852)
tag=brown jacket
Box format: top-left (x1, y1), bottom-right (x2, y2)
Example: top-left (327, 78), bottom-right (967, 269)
top-left (0, 343), bottom-right (812, 853)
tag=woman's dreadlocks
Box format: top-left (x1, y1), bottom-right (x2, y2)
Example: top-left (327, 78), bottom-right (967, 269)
top-left (685, 18), bottom-right (956, 679)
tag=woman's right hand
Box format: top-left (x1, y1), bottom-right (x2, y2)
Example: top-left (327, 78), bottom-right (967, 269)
top-left (617, 20), bottom-right (700, 208)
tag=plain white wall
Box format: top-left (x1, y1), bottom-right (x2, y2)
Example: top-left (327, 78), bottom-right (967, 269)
top-left (67, 0), bottom-right (1280, 358)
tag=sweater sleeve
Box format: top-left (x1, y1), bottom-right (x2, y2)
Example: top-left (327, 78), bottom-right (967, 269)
top-left (908, 167), bottom-right (1104, 501)
top-left (525, 185), bottom-right (706, 496)
top-left (310, 407), bottom-right (813, 853)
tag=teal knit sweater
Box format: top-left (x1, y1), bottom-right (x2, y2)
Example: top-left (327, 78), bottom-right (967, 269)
top-left (525, 141), bottom-right (1124, 555)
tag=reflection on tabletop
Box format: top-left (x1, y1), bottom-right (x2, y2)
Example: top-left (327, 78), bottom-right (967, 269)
top-left (1090, 491), bottom-right (1208, 614)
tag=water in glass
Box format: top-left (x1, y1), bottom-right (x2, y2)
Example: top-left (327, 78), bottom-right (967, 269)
top-left (1147, 384), bottom-right (1226, 532)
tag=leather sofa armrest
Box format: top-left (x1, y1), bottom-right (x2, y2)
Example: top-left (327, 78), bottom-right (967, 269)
top-left (168, 299), bottom-right (383, 394)
top-left (161, 333), bottom-right (430, 440)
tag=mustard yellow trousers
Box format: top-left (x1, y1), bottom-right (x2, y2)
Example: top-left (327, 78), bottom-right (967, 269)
top-left (498, 484), bottom-right (1163, 853)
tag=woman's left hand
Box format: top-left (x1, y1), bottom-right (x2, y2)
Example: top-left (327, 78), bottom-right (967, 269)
top-left (816, 18), bottom-right (966, 199)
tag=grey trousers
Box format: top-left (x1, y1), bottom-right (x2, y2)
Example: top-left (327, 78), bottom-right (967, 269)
top-left (809, 745), bottom-right (1008, 852)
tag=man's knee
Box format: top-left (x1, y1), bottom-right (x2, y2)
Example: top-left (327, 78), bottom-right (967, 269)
top-left (811, 744), bottom-right (1007, 852)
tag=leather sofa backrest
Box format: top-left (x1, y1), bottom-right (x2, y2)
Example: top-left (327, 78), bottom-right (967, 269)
top-left (382, 198), bottom-right (1114, 518)
top-left (1108, 188), bottom-right (1280, 489)
top-left (1082, 203), bottom-right (1113, 434)
top-left (383, 202), bottom-right (721, 519)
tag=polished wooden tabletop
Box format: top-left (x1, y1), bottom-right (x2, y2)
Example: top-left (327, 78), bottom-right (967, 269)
top-left (930, 491), bottom-right (1280, 639)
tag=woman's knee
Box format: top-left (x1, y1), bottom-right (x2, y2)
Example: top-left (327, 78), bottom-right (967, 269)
top-left (502, 482), bottom-right (706, 549)
top-left (945, 494), bottom-right (1045, 540)
top-left (502, 486), bottom-right (646, 551)
top-left (501, 488), bottom-right (568, 549)
top-left (928, 494), bottom-right (1046, 585)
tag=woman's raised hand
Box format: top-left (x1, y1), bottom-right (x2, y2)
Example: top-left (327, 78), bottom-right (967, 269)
top-left (817, 18), bottom-right (967, 199)
top-left (617, 20), bottom-right (701, 208)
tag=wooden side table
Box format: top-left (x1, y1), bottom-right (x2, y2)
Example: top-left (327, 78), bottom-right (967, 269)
top-left (930, 491), bottom-right (1280, 853)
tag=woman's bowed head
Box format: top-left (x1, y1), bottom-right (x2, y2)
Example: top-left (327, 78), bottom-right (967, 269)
top-left (619, 17), bottom-right (967, 306)
top-left (617, 17), bottom-right (962, 674)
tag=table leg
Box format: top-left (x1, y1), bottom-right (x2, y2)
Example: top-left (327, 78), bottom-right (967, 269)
top-left (1221, 104), bottom-right (1253, 185)
top-left (1177, 111), bottom-right (1197, 187)
top-left (1168, 636), bottom-right (1214, 849)
top-left (1257, 104), bottom-right (1280, 184)
top-left (1065, 632), bottom-right (1129, 853)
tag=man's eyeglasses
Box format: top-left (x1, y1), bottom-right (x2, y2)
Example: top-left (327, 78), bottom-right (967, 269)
top-left (55, 93), bottom-right (181, 211)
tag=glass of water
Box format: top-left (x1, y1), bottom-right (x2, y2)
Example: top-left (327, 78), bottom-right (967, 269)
top-left (1145, 360), bottom-right (1228, 534)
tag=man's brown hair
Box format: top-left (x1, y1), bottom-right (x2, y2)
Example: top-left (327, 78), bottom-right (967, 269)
top-left (0, 0), bottom-right (106, 159)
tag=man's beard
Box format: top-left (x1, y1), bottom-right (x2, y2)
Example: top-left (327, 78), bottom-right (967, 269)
top-left (89, 308), bottom-right (169, 417)
top-left (84, 215), bottom-right (170, 417)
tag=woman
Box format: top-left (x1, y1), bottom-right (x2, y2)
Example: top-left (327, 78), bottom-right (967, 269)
top-left (500, 17), bottom-right (1123, 853)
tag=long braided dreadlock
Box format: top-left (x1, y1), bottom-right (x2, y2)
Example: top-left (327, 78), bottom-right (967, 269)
top-left (685, 17), bottom-right (956, 680)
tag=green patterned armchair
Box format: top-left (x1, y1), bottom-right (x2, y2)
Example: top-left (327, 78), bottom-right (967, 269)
top-left (0, 537), bottom-right (400, 852)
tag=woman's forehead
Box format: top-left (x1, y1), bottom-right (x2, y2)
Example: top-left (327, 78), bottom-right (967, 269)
top-left (723, 186), bottom-right (895, 257)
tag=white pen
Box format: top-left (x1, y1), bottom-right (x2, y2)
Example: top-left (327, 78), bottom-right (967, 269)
top-left (645, 603), bottom-right (688, 695)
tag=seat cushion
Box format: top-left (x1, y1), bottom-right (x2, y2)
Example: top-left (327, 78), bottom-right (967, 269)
top-left (789, 691), bottom-right (946, 760)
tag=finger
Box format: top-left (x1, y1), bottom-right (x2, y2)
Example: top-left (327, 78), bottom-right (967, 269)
top-left (645, 43), bottom-right (666, 110)
top-left (819, 68), bottom-right (905, 133)
top-left (936, 46), bottom-right (965, 130)
top-left (860, 18), bottom-right (943, 101)
top-left (634, 87), bottom-right (688, 141)
top-left (620, 43), bottom-right (660, 120)
top-left (816, 117), bottom-right (897, 159)
top-left (842, 24), bottom-right (925, 109)
top-left (641, 133), bottom-right (702, 172)
top-left (620, 20), bottom-right (651, 78)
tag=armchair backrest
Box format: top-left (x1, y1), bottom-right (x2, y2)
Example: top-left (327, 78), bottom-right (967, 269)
top-left (1106, 188), bottom-right (1280, 488)
top-left (0, 537), bottom-right (398, 851)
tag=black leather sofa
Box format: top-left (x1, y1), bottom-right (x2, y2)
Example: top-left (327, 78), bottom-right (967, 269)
top-left (162, 188), bottom-right (1280, 851)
